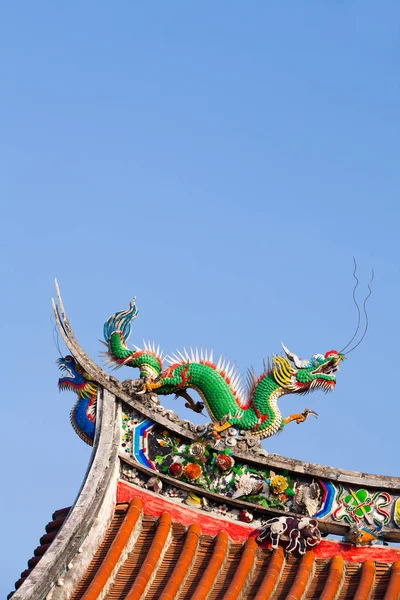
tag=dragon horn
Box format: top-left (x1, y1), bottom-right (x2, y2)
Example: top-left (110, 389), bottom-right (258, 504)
top-left (281, 342), bottom-right (309, 369)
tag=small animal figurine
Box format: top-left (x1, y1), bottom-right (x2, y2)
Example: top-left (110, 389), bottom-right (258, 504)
top-left (257, 516), bottom-right (321, 555)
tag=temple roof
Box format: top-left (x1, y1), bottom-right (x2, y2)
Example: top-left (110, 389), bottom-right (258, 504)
top-left (9, 488), bottom-right (400, 600)
top-left (10, 286), bottom-right (400, 599)
top-left (23, 497), bottom-right (400, 600)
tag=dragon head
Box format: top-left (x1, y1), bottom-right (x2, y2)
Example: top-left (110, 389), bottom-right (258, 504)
top-left (58, 355), bottom-right (98, 445)
top-left (273, 344), bottom-right (344, 394)
top-left (58, 355), bottom-right (94, 396)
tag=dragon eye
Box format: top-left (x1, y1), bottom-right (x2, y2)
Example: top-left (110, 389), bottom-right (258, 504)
top-left (312, 355), bottom-right (324, 366)
top-left (65, 356), bottom-right (72, 362)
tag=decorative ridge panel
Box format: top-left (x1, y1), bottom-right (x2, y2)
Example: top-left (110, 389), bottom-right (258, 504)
top-left (52, 284), bottom-right (400, 488)
top-left (117, 410), bottom-right (400, 542)
top-left (52, 284), bottom-right (400, 551)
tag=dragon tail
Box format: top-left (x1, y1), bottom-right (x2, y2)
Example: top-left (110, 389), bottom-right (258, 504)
top-left (103, 299), bottom-right (139, 368)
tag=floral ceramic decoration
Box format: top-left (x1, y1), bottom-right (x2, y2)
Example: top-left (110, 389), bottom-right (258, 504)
top-left (151, 429), bottom-right (315, 515)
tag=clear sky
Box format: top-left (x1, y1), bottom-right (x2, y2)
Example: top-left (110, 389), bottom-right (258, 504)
top-left (1, 1), bottom-right (399, 595)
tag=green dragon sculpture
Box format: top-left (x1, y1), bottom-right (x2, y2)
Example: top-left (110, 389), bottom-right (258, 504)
top-left (103, 300), bottom-right (344, 440)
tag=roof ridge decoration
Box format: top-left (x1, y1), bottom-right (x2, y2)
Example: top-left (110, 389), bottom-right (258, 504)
top-left (58, 356), bottom-right (98, 445)
top-left (101, 296), bottom-right (343, 441)
top-left (53, 282), bottom-right (400, 549)
top-left (117, 416), bottom-right (400, 544)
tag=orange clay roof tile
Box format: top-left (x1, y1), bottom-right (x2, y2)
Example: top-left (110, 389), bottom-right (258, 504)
top-left (124, 511), bottom-right (173, 600)
top-left (222, 536), bottom-right (258, 600)
top-left (254, 545), bottom-right (285, 599)
top-left (286, 550), bottom-right (315, 600)
top-left (80, 498), bottom-right (143, 600)
top-left (158, 522), bottom-right (201, 600)
top-left (319, 554), bottom-right (345, 600)
top-left (190, 530), bottom-right (230, 600)
top-left (384, 561), bottom-right (400, 600)
top-left (354, 560), bottom-right (376, 600)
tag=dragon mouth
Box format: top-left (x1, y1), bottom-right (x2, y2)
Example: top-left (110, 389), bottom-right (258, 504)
top-left (57, 357), bottom-right (90, 394)
top-left (294, 356), bottom-right (342, 393)
top-left (58, 365), bottom-right (75, 379)
top-left (311, 356), bottom-right (343, 390)
top-left (314, 356), bottom-right (342, 375)
top-left (313, 360), bottom-right (339, 378)
top-left (58, 377), bottom-right (86, 393)
top-left (313, 378), bottom-right (336, 392)
top-left (58, 363), bottom-right (80, 391)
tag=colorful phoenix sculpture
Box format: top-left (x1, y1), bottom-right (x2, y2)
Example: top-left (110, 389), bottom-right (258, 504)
top-left (99, 299), bottom-right (344, 440)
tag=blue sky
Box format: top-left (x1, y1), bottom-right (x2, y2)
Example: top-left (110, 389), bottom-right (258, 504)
top-left (1, 1), bottom-right (399, 594)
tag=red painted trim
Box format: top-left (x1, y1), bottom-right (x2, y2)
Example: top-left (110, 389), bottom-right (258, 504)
top-left (118, 481), bottom-right (254, 542)
top-left (313, 539), bottom-right (400, 563)
top-left (117, 481), bottom-right (400, 562)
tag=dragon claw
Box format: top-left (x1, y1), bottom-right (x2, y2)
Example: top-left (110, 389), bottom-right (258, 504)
top-left (214, 419), bottom-right (232, 433)
top-left (174, 390), bottom-right (204, 414)
top-left (295, 408), bottom-right (318, 424)
top-left (185, 401), bottom-right (205, 414)
top-left (122, 378), bottom-right (145, 394)
top-left (304, 408), bottom-right (318, 419)
top-left (122, 377), bottom-right (154, 396)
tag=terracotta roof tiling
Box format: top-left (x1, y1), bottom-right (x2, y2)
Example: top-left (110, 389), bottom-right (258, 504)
top-left (8, 506), bottom-right (71, 599)
top-left (70, 505), bottom-right (130, 600)
top-left (10, 490), bottom-right (400, 599)
top-left (65, 500), bottom-right (400, 600)
top-left (158, 522), bottom-right (201, 600)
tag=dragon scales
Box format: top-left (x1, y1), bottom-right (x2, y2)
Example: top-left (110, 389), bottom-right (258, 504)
top-left (101, 300), bottom-right (344, 440)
